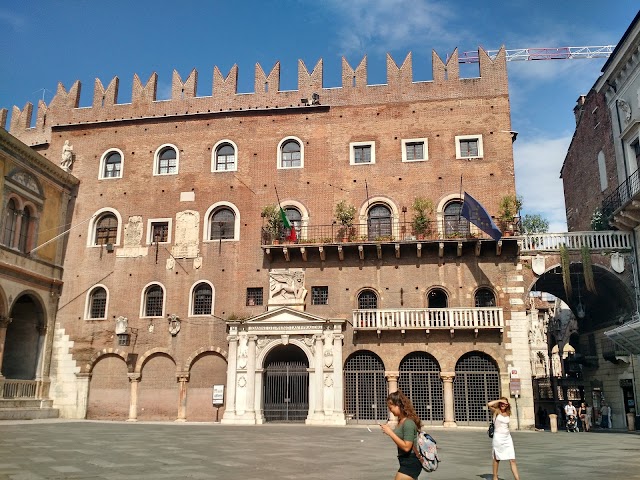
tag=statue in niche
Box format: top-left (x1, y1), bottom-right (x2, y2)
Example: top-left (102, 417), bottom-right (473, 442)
top-left (237, 332), bottom-right (248, 368)
top-left (617, 99), bottom-right (632, 122)
top-left (61, 140), bottom-right (74, 171)
top-left (269, 270), bottom-right (306, 300)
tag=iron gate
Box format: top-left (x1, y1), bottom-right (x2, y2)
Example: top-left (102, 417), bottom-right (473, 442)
top-left (344, 352), bottom-right (388, 423)
top-left (453, 352), bottom-right (500, 425)
top-left (399, 352), bottom-right (443, 425)
top-left (263, 361), bottom-right (309, 422)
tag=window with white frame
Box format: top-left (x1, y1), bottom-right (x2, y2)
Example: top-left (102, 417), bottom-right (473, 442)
top-left (192, 282), bottom-right (213, 315)
top-left (147, 219), bottom-right (171, 244)
top-left (87, 286), bottom-right (108, 319)
top-left (278, 138), bottom-right (303, 169)
top-left (143, 284), bottom-right (164, 317)
top-left (455, 135), bottom-right (483, 159)
top-left (94, 213), bottom-right (119, 245)
top-left (154, 145), bottom-right (179, 175)
top-left (350, 141), bottom-right (375, 165)
top-left (402, 138), bottom-right (428, 162)
top-left (209, 208), bottom-right (235, 240)
top-left (99, 149), bottom-right (123, 179)
top-left (212, 141), bottom-right (237, 172)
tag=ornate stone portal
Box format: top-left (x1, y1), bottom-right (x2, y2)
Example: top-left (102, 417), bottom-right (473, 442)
top-left (221, 306), bottom-right (346, 425)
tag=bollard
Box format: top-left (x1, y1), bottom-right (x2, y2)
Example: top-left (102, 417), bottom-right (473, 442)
top-left (549, 413), bottom-right (558, 432)
top-left (627, 413), bottom-right (636, 431)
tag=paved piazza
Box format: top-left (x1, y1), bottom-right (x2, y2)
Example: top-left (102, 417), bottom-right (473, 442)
top-left (0, 421), bottom-right (639, 479)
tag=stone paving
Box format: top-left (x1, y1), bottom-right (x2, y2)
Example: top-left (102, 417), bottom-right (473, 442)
top-left (0, 420), bottom-right (639, 479)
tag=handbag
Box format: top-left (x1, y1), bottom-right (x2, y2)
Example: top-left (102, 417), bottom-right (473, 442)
top-left (487, 418), bottom-right (495, 438)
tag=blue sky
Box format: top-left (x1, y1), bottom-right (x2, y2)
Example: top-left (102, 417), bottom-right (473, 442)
top-left (0, 1), bottom-right (637, 232)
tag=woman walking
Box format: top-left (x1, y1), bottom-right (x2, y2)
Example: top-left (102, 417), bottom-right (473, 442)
top-left (577, 402), bottom-right (588, 432)
top-left (487, 397), bottom-right (521, 480)
top-left (381, 390), bottom-right (423, 480)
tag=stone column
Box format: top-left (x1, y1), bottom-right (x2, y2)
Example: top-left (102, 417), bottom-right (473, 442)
top-left (75, 372), bottom-right (92, 419)
top-left (127, 373), bottom-right (141, 422)
top-left (176, 372), bottom-right (190, 422)
top-left (221, 331), bottom-right (238, 423)
top-left (386, 371), bottom-right (399, 425)
top-left (34, 325), bottom-right (47, 398)
top-left (441, 372), bottom-right (457, 427)
top-left (314, 334), bottom-right (324, 416)
top-left (332, 332), bottom-right (345, 419)
top-left (245, 336), bottom-right (257, 416)
top-left (0, 316), bottom-right (13, 376)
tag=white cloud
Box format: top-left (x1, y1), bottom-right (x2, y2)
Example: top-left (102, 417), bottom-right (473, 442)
top-left (514, 135), bottom-right (571, 233)
top-left (0, 9), bottom-right (26, 31)
top-left (324, 0), bottom-right (455, 55)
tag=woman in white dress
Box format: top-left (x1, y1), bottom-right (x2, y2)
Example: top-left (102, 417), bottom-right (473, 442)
top-left (488, 397), bottom-right (521, 480)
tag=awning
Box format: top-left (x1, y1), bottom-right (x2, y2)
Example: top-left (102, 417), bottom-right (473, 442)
top-left (604, 318), bottom-right (640, 354)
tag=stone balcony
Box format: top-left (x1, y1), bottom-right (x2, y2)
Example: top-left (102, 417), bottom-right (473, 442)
top-left (518, 231), bottom-right (633, 253)
top-left (352, 307), bottom-right (504, 337)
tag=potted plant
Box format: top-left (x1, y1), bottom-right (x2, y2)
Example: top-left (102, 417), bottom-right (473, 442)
top-left (335, 200), bottom-right (357, 241)
top-left (261, 205), bottom-right (282, 243)
top-left (498, 194), bottom-right (523, 235)
top-left (411, 197), bottom-right (433, 239)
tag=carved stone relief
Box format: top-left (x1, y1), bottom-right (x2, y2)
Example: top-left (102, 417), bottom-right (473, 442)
top-left (166, 257), bottom-right (175, 270)
top-left (124, 215), bottom-right (143, 247)
top-left (268, 269), bottom-right (308, 308)
top-left (10, 171), bottom-right (40, 194)
top-left (238, 332), bottom-right (248, 369)
top-left (172, 210), bottom-right (200, 259)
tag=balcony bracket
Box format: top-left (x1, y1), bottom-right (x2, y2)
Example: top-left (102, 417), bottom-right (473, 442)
top-left (300, 247), bottom-right (307, 262)
top-left (496, 240), bottom-right (502, 256)
top-left (265, 248), bottom-right (272, 261)
top-left (283, 247), bottom-right (290, 262)
top-left (338, 245), bottom-right (344, 261)
top-left (401, 329), bottom-right (406, 338)
top-left (395, 244), bottom-right (401, 259)
top-left (457, 241), bottom-right (463, 257)
top-left (450, 328), bottom-right (455, 339)
top-left (475, 241), bottom-right (481, 256)
top-left (425, 329), bottom-right (430, 340)
top-left (358, 245), bottom-right (364, 260)
top-left (376, 244), bottom-right (382, 259)
top-left (439, 242), bottom-right (444, 258)
top-left (417, 243), bottom-right (422, 258)
top-left (319, 246), bottom-right (325, 262)
top-left (474, 328), bottom-right (479, 339)
top-left (376, 329), bottom-right (381, 338)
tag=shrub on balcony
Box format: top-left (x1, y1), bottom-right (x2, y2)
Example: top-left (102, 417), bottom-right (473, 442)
top-left (590, 208), bottom-right (608, 231)
top-left (261, 205), bottom-right (283, 241)
top-left (498, 194), bottom-right (523, 234)
top-left (335, 200), bottom-right (357, 241)
top-left (412, 197), bottom-right (433, 238)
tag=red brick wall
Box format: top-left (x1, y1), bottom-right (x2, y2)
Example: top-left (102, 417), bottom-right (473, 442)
top-left (87, 355), bottom-right (129, 420)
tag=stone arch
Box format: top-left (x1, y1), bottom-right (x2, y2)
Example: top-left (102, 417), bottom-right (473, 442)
top-left (86, 353), bottom-right (129, 420)
top-left (10, 290), bottom-right (47, 325)
top-left (256, 337), bottom-right (313, 367)
top-left (85, 348), bottom-right (128, 373)
top-left (0, 284), bottom-right (8, 317)
top-left (184, 346), bottom-right (228, 372)
top-left (135, 347), bottom-right (175, 374)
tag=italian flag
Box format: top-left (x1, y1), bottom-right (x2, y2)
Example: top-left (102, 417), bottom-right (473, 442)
top-left (279, 207), bottom-right (297, 242)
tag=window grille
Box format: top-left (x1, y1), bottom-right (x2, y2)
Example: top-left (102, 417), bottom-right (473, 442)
top-left (454, 353), bottom-right (500, 425)
top-left (145, 285), bottom-right (163, 317)
top-left (344, 352), bottom-right (388, 423)
top-left (428, 288), bottom-right (448, 308)
top-left (89, 287), bottom-right (107, 319)
top-left (151, 222), bottom-right (169, 243)
top-left (247, 287), bottom-right (263, 306)
top-left (358, 290), bottom-right (378, 309)
top-left (210, 208), bottom-right (235, 240)
top-left (311, 286), bottom-right (328, 305)
top-left (95, 214), bottom-right (118, 245)
top-left (399, 353), bottom-right (443, 425)
top-left (474, 288), bottom-right (496, 307)
top-left (193, 283), bottom-right (212, 315)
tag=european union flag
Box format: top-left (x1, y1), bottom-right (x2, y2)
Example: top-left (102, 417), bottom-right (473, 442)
top-left (461, 192), bottom-right (502, 241)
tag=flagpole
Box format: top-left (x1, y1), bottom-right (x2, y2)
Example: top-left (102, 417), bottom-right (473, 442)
top-left (458, 175), bottom-right (463, 222)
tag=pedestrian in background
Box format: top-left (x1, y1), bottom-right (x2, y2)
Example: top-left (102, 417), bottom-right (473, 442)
top-left (601, 402), bottom-right (610, 428)
top-left (577, 402), bottom-right (588, 432)
top-left (585, 403), bottom-right (593, 432)
top-left (381, 390), bottom-right (423, 480)
top-left (487, 397), bottom-right (521, 480)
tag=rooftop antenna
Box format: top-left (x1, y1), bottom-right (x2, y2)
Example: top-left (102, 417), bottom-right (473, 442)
top-left (33, 88), bottom-right (52, 103)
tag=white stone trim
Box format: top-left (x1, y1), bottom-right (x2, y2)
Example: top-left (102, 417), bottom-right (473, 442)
top-left (84, 284), bottom-right (109, 320)
top-left (349, 141), bottom-right (376, 165)
top-left (153, 143), bottom-right (180, 176)
top-left (203, 201), bottom-right (240, 242)
top-left (139, 281), bottom-right (167, 318)
top-left (455, 134), bottom-right (484, 159)
top-left (188, 280), bottom-right (215, 317)
top-left (98, 148), bottom-right (124, 180)
top-left (211, 139), bottom-right (238, 172)
top-left (401, 138), bottom-right (428, 162)
top-left (87, 207), bottom-right (123, 247)
top-left (277, 136), bottom-right (304, 170)
top-left (146, 217), bottom-right (173, 245)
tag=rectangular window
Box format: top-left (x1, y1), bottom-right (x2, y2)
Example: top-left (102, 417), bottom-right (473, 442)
top-left (632, 139), bottom-right (640, 162)
top-left (311, 286), bottom-right (329, 305)
top-left (147, 219), bottom-right (172, 244)
top-left (246, 287), bottom-right (263, 306)
top-left (402, 138), bottom-right (428, 162)
top-left (350, 141), bottom-right (376, 165)
top-left (455, 135), bottom-right (484, 159)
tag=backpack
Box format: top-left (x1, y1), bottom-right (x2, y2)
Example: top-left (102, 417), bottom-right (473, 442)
top-left (413, 431), bottom-right (440, 472)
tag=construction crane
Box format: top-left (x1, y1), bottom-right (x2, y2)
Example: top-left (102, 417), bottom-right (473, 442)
top-left (457, 45), bottom-right (616, 63)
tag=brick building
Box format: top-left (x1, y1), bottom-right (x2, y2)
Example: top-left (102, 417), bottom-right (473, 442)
top-left (1, 48), bottom-right (539, 427)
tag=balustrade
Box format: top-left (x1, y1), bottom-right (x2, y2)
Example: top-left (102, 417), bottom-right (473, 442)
top-left (353, 307), bottom-right (503, 331)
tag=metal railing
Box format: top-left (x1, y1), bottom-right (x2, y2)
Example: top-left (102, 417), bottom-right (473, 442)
top-left (602, 168), bottom-right (640, 218)
top-left (601, 338), bottom-right (629, 361)
top-left (519, 231), bottom-right (632, 252)
top-left (2, 379), bottom-right (38, 399)
top-left (353, 307), bottom-right (503, 330)
top-left (261, 219), bottom-right (496, 245)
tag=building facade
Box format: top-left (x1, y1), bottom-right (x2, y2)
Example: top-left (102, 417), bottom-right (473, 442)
top-left (0, 128), bottom-right (78, 419)
top-left (2, 48), bottom-right (540, 427)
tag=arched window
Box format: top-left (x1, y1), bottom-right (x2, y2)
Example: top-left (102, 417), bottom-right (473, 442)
top-left (368, 204), bottom-right (392, 240)
top-left (3, 199), bottom-right (18, 247)
top-left (89, 287), bottom-right (107, 319)
top-left (427, 288), bottom-right (448, 308)
top-left (284, 207), bottom-right (302, 240)
top-left (210, 208), bottom-right (235, 240)
top-left (18, 207), bottom-right (31, 252)
top-left (157, 146), bottom-right (178, 175)
top-left (95, 213), bottom-right (118, 245)
top-left (103, 151), bottom-right (122, 178)
top-left (358, 289), bottom-right (378, 310)
top-left (475, 288), bottom-right (496, 307)
top-left (192, 283), bottom-right (213, 315)
top-left (144, 285), bottom-right (164, 317)
top-left (443, 200), bottom-right (469, 237)
top-left (281, 140), bottom-right (301, 168)
top-left (215, 143), bottom-right (236, 171)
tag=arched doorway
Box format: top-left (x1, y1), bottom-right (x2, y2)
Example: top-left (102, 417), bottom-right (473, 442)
top-left (367, 204), bottom-right (392, 240)
top-left (262, 344), bottom-right (309, 423)
top-left (454, 352), bottom-right (500, 425)
top-left (344, 350), bottom-right (388, 423)
top-left (399, 352), bottom-right (443, 425)
top-left (2, 294), bottom-right (44, 379)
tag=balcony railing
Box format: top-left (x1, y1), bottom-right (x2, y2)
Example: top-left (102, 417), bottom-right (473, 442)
top-left (601, 337), bottom-right (630, 362)
top-left (2, 379), bottom-right (38, 399)
top-left (519, 231), bottom-right (632, 252)
top-left (602, 167), bottom-right (640, 218)
top-left (261, 219), bottom-right (499, 246)
top-left (353, 307), bottom-right (504, 332)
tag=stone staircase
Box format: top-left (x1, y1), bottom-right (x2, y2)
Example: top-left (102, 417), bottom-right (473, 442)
top-left (0, 398), bottom-right (59, 420)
